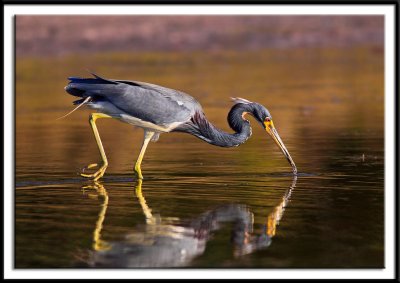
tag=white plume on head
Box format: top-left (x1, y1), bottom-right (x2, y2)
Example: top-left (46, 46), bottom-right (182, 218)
top-left (230, 97), bottom-right (253, 105)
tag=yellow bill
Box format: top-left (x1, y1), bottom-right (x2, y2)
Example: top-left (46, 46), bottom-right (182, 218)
top-left (264, 119), bottom-right (297, 175)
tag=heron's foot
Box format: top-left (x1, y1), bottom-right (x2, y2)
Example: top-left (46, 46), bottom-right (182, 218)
top-left (80, 163), bottom-right (108, 181)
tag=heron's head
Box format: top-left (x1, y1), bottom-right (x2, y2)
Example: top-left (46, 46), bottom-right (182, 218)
top-left (231, 98), bottom-right (297, 175)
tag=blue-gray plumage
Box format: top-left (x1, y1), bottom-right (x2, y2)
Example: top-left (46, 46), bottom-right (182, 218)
top-left (65, 73), bottom-right (297, 180)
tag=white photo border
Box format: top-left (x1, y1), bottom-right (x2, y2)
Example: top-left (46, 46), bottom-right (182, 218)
top-left (4, 3), bottom-right (397, 280)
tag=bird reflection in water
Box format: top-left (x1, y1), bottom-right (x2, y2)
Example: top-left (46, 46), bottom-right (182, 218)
top-left (81, 177), bottom-right (297, 268)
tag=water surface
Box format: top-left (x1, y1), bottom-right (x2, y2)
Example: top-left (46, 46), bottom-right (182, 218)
top-left (15, 48), bottom-right (384, 268)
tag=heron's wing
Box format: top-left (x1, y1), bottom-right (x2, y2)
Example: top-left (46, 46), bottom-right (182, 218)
top-left (66, 74), bottom-right (202, 127)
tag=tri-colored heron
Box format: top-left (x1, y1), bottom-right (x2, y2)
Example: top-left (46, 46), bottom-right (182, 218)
top-left (64, 73), bottom-right (297, 180)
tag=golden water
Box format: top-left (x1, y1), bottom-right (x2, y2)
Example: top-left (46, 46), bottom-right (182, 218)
top-left (15, 48), bottom-right (384, 268)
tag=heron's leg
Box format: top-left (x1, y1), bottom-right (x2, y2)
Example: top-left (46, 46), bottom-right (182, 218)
top-left (134, 130), bottom-right (155, 180)
top-left (80, 113), bottom-right (112, 180)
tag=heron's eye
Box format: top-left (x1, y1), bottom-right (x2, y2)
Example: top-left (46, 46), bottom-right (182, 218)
top-left (265, 117), bottom-right (271, 122)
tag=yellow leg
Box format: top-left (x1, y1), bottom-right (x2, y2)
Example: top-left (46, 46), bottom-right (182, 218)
top-left (134, 130), bottom-right (155, 180)
top-left (134, 179), bottom-right (155, 224)
top-left (81, 182), bottom-right (111, 251)
top-left (80, 113), bottom-right (112, 181)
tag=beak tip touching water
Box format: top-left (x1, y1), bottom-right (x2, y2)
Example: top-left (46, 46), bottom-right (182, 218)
top-left (291, 163), bottom-right (298, 175)
top-left (264, 120), bottom-right (297, 175)
top-left (284, 151), bottom-right (297, 175)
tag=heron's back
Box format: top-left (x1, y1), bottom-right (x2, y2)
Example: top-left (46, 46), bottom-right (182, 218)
top-left (65, 74), bottom-right (203, 131)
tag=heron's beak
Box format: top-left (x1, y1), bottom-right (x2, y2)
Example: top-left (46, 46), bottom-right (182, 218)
top-left (264, 120), bottom-right (297, 175)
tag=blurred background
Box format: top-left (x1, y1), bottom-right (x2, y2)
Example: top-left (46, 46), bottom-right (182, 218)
top-left (16, 16), bottom-right (383, 56)
top-left (15, 15), bottom-right (384, 268)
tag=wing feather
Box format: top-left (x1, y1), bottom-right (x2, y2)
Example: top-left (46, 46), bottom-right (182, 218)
top-left (66, 73), bottom-right (202, 126)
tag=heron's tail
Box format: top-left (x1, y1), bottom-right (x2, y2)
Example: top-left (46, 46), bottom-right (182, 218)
top-left (62, 72), bottom-right (119, 120)
top-left (64, 72), bottom-right (117, 98)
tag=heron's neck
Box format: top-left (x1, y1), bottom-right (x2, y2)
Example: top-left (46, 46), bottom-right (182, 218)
top-left (179, 103), bottom-right (253, 147)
